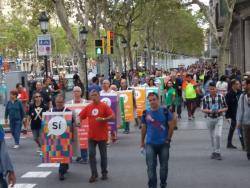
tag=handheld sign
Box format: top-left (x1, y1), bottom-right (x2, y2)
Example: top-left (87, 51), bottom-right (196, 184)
top-left (41, 112), bottom-right (73, 164)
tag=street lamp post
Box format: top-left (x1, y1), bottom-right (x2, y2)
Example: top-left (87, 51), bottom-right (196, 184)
top-left (39, 11), bottom-right (49, 78)
top-left (133, 42), bottom-right (138, 70)
top-left (79, 26), bottom-right (88, 98)
top-left (121, 39), bottom-right (127, 76)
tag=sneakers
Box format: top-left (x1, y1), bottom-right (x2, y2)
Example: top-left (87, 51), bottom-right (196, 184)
top-left (89, 175), bottom-right (98, 183)
top-left (101, 174), bottom-right (108, 180)
top-left (36, 147), bottom-right (42, 153)
top-left (211, 152), bottom-right (222, 160)
top-left (59, 173), bottom-right (65, 181)
top-left (123, 130), bottom-right (129, 134)
top-left (227, 144), bottom-right (237, 149)
top-left (13, 145), bottom-right (20, 149)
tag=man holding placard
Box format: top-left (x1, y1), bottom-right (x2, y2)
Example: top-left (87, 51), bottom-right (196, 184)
top-left (44, 94), bottom-right (73, 181)
top-left (79, 89), bottom-right (114, 183)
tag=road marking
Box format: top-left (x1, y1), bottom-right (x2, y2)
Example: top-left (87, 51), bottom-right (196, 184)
top-left (21, 171), bottom-right (52, 178)
top-left (12, 184), bottom-right (37, 188)
top-left (38, 163), bottom-right (60, 168)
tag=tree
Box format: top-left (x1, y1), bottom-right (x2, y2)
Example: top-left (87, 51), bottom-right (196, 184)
top-left (183, 0), bottom-right (237, 76)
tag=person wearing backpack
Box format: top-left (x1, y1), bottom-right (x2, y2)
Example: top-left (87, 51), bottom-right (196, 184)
top-left (236, 78), bottom-right (250, 160)
top-left (141, 92), bottom-right (175, 188)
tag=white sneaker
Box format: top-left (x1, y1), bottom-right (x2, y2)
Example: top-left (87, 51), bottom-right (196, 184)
top-left (13, 145), bottom-right (20, 149)
top-left (36, 148), bottom-right (41, 153)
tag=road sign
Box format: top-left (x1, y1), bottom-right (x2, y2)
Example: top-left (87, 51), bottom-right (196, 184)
top-left (37, 34), bottom-right (52, 56)
top-left (0, 56), bottom-right (2, 67)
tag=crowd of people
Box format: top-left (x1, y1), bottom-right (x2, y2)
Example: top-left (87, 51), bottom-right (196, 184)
top-left (1, 61), bottom-right (250, 188)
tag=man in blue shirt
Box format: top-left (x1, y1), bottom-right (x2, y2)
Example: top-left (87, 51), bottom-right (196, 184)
top-left (141, 92), bottom-right (175, 188)
top-left (88, 77), bottom-right (101, 95)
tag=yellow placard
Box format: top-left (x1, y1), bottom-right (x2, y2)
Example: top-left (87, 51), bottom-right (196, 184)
top-left (133, 87), bottom-right (146, 117)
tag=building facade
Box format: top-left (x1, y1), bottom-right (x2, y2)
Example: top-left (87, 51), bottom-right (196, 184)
top-left (210, 0), bottom-right (250, 73)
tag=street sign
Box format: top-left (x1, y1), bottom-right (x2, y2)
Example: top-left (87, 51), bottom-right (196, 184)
top-left (37, 34), bottom-right (52, 56)
top-left (0, 56), bottom-right (2, 67)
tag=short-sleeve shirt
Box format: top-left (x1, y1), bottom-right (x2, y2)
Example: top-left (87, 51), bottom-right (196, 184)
top-left (165, 88), bottom-right (176, 106)
top-left (141, 107), bottom-right (173, 145)
top-left (29, 103), bottom-right (48, 130)
top-left (79, 102), bottom-right (114, 141)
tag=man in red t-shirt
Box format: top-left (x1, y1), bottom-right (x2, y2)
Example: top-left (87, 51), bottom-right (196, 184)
top-left (79, 89), bottom-right (114, 183)
top-left (16, 83), bottom-right (29, 134)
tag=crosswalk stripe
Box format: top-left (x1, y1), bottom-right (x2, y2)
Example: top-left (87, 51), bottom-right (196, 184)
top-left (12, 184), bottom-right (37, 188)
top-left (37, 163), bottom-right (60, 168)
top-left (21, 171), bottom-right (52, 178)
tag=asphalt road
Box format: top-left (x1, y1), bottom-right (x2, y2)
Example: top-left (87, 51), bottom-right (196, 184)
top-left (4, 108), bottom-right (250, 188)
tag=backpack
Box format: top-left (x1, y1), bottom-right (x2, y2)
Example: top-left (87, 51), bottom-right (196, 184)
top-left (142, 107), bottom-right (169, 129)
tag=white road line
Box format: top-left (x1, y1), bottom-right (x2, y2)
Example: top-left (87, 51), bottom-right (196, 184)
top-left (11, 184), bottom-right (37, 188)
top-left (37, 163), bottom-right (60, 168)
top-left (21, 171), bottom-right (52, 178)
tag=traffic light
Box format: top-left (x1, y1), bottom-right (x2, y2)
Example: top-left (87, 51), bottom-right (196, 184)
top-left (107, 31), bottom-right (114, 54)
top-left (95, 39), bottom-right (104, 55)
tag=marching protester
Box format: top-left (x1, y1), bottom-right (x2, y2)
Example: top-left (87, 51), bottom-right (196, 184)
top-left (201, 82), bottom-right (228, 160)
top-left (79, 89), bottom-right (114, 183)
top-left (88, 77), bottom-right (101, 94)
top-left (236, 78), bottom-right (250, 160)
top-left (182, 74), bottom-right (197, 120)
top-left (0, 127), bottom-right (16, 188)
top-left (51, 94), bottom-right (72, 181)
top-left (100, 80), bottom-right (117, 143)
top-left (225, 79), bottom-right (244, 149)
top-left (4, 90), bottom-right (25, 149)
top-left (35, 81), bottom-right (52, 108)
top-left (66, 86), bottom-right (88, 164)
top-left (28, 92), bottom-right (48, 153)
top-left (141, 92), bottom-right (175, 188)
top-left (16, 83), bottom-right (29, 135)
top-left (164, 80), bottom-right (176, 112)
top-left (216, 75), bottom-right (228, 96)
top-left (119, 79), bottom-right (131, 134)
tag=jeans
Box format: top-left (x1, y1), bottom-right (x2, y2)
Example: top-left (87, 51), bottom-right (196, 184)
top-left (207, 117), bottom-right (223, 153)
top-left (146, 143), bottom-right (170, 188)
top-left (9, 120), bottom-right (22, 145)
top-left (88, 139), bottom-right (108, 177)
top-left (243, 125), bottom-right (250, 154)
top-left (81, 149), bottom-right (88, 161)
top-left (0, 173), bottom-right (7, 188)
top-left (186, 99), bottom-right (196, 118)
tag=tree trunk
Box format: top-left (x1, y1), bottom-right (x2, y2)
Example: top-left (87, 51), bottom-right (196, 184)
top-left (218, 47), bottom-right (230, 76)
top-left (53, 0), bottom-right (88, 97)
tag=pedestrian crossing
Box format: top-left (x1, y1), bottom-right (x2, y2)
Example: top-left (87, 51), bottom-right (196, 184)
top-left (5, 132), bottom-right (33, 140)
top-left (15, 163), bottom-right (59, 188)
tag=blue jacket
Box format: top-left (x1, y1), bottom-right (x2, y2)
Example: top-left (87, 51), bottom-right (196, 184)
top-left (4, 100), bottom-right (24, 121)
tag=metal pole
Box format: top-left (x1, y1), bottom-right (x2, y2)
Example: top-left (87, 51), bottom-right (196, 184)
top-left (83, 51), bottom-right (88, 99)
top-left (44, 55), bottom-right (48, 77)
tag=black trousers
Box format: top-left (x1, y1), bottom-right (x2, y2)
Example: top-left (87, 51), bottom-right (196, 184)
top-left (59, 164), bottom-right (69, 175)
top-left (227, 120), bottom-right (245, 148)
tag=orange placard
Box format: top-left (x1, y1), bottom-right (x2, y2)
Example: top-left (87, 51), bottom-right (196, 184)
top-left (118, 90), bottom-right (134, 122)
top-left (133, 87), bottom-right (146, 117)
